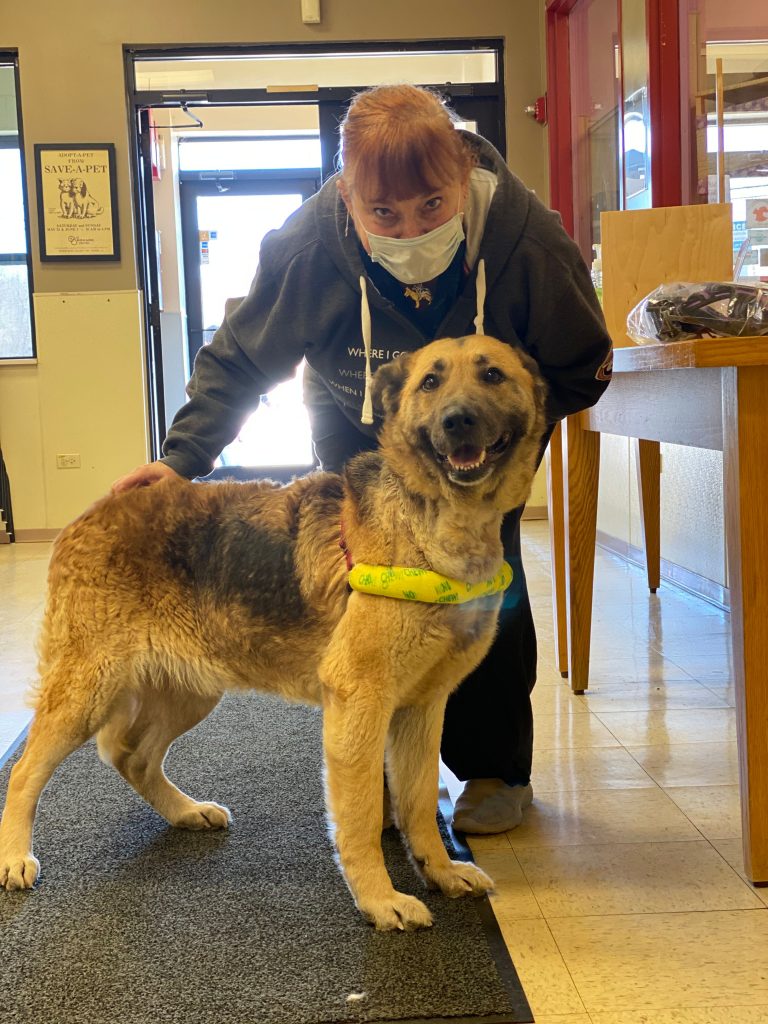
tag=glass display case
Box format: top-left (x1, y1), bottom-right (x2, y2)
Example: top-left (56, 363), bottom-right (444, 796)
top-left (548, 0), bottom-right (767, 285)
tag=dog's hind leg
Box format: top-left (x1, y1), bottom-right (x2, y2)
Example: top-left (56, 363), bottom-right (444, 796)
top-left (386, 699), bottom-right (494, 900)
top-left (97, 685), bottom-right (230, 830)
top-left (0, 658), bottom-right (117, 891)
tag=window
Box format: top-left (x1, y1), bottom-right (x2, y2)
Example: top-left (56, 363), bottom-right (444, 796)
top-left (135, 49), bottom-right (498, 92)
top-left (0, 59), bottom-right (34, 359)
top-left (178, 135), bottom-right (322, 172)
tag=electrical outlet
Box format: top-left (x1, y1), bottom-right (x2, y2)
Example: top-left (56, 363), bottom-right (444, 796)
top-left (56, 453), bottom-right (81, 470)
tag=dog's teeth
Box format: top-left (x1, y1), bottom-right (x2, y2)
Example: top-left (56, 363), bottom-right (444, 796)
top-left (448, 448), bottom-right (486, 471)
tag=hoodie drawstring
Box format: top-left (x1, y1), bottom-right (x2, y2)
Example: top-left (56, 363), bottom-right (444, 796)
top-left (474, 258), bottom-right (486, 335)
top-left (359, 276), bottom-right (374, 425)
top-left (358, 258), bottom-right (487, 425)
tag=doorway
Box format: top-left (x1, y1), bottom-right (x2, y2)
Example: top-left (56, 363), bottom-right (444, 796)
top-left (179, 141), bottom-right (321, 472)
top-left (126, 41), bottom-right (506, 476)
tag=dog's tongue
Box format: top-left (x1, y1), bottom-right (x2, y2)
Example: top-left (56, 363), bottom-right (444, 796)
top-left (447, 445), bottom-right (486, 470)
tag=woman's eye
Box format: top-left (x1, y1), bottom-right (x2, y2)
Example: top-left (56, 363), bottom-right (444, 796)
top-left (420, 374), bottom-right (440, 392)
top-left (484, 367), bottom-right (505, 384)
top-left (425, 197), bottom-right (442, 211)
top-left (373, 207), bottom-right (393, 219)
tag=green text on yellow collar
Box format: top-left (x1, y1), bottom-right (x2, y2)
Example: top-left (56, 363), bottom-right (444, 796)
top-left (348, 561), bottom-right (513, 604)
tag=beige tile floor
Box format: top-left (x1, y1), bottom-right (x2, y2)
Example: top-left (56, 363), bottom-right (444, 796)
top-left (2, 526), bottom-right (768, 1023)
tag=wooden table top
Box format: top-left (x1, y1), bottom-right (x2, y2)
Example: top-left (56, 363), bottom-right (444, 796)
top-left (612, 336), bottom-right (768, 373)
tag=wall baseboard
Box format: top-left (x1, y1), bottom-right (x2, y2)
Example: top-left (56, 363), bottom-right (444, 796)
top-left (596, 530), bottom-right (729, 611)
top-left (522, 505), bottom-right (547, 521)
top-left (14, 529), bottom-right (60, 543)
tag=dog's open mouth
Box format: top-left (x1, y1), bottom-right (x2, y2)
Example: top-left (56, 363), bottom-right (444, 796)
top-left (435, 433), bottom-right (513, 485)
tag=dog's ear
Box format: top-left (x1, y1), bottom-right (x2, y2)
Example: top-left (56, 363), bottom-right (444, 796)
top-left (515, 348), bottom-right (549, 418)
top-left (371, 351), bottom-right (412, 420)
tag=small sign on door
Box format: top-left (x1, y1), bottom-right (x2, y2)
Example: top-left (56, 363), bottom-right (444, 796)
top-left (746, 199), bottom-right (768, 228)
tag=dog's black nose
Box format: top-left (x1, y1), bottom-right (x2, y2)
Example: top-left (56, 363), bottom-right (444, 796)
top-left (441, 406), bottom-right (477, 434)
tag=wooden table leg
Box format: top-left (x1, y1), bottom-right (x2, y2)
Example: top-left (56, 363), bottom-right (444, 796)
top-left (546, 423), bottom-right (569, 677)
top-left (635, 439), bottom-right (661, 593)
top-left (563, 413), bottom-right (601, 694)
top-left (723, 366), bottom-right (768, 884)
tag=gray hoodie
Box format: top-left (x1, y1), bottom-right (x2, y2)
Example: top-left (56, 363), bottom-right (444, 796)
top-left (162, 133), bottom-right (612, 480)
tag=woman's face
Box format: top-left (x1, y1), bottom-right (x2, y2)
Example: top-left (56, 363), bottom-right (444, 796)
top-left (340, 178), bottom-right (468, 254)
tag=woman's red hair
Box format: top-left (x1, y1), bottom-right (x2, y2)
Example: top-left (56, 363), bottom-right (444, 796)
top-left (339, 84), bottom-right (476, 199)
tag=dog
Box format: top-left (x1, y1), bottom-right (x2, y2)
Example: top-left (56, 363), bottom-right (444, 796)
top-left (71, 178), bottom-right (103, 218)
top-left (0, 335), bottom-right (547, 930)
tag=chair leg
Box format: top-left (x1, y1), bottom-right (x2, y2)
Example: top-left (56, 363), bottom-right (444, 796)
top-left (546, 423), bottom-right (569, 677)
top-left (634, 439), bottom-right (661, 593)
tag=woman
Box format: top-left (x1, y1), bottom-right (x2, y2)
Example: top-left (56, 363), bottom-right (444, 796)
top-left (114, 84), bottom-right (612, 833)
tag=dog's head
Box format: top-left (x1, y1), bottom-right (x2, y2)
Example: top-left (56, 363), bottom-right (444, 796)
top-left (372, 335), bottom-right (548, 510)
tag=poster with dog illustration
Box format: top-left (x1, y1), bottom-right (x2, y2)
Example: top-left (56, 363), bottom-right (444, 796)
top-left (34, 143), bottom-right (120, 261)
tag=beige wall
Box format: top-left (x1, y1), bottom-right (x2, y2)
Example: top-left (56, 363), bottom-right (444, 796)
top-left (0, 0), bottom-right (548, 531)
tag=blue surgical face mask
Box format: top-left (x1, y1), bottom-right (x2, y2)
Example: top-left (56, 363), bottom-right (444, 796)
top-left (366, 212), bottom-right (465, 285)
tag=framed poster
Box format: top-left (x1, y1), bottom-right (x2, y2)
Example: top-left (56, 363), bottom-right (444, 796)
top-left (34, 143), bottom-right (120, 261)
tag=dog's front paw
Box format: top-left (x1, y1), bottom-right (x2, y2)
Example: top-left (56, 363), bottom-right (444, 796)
top-left (0, 851), bottom-right (40, 891)
top-left (424, 859), bottom-right (494, 898)
top-left (173, 801), bottom-right (231, 830)
top-left (359, 891), bottom-right (433, 931)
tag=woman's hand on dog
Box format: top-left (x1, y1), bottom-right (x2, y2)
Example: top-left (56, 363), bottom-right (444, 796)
top-left (111, 461), bottom-right (181, 493)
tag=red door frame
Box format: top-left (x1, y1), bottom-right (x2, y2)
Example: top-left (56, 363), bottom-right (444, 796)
top-left (546, 0), bottom-right (577, 235)
top-left (647, 0), bottom-right (682, 207)
top-left (546, 0), bottom-right (682, 232)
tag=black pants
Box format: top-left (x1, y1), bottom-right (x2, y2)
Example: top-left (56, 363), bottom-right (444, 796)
top-left (441, 507), bottom-right (535, 786)
top-left (305, 370), bottom-right (537, 787)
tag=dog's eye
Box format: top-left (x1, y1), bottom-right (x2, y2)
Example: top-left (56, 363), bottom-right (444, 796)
top-left (420, 374), bottom-right (440, 392)
top-left (483, 367), bottom-right (505, 384)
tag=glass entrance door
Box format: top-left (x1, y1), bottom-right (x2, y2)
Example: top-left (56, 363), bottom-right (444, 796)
top-left (179, 174), bottom-right (319, 475)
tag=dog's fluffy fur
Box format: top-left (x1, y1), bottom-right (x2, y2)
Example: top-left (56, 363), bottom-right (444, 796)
top-left (0, 335), bottom-right (546, 930)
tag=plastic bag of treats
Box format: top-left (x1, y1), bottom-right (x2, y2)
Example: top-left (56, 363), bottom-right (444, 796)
top-left (627, 281), bottom-right (768, 344)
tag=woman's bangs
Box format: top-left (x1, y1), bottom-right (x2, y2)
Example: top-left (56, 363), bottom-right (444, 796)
top-left (353, 128), bottom-right (460, 201)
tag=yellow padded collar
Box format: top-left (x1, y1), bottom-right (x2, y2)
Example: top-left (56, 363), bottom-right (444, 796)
top-left (348, 561), bottom-right (513, 604)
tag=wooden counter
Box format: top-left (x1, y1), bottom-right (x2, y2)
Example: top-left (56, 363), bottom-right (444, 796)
top-left (559, 335), bottom-right (768, 885)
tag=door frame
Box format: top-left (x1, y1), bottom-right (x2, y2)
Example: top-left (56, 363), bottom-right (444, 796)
top-left (125, 39), bottom-right (507, 456)
top-left (545, 0), bottom-right (682, 233)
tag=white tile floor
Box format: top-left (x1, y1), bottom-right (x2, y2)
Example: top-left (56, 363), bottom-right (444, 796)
top-left (2, 525), bottom-right (767, 1022)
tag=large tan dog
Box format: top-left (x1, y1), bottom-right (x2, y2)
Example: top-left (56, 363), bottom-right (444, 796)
top-left (0, 335), bottom-right (546, 930)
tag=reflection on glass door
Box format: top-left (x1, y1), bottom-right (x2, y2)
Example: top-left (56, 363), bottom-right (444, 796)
top-left (567, 0), bottom-right (622, 265)
top-left (695, 41), bottom-right (768, 282)
top-left (620, 0), bottom-right (652, 211)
